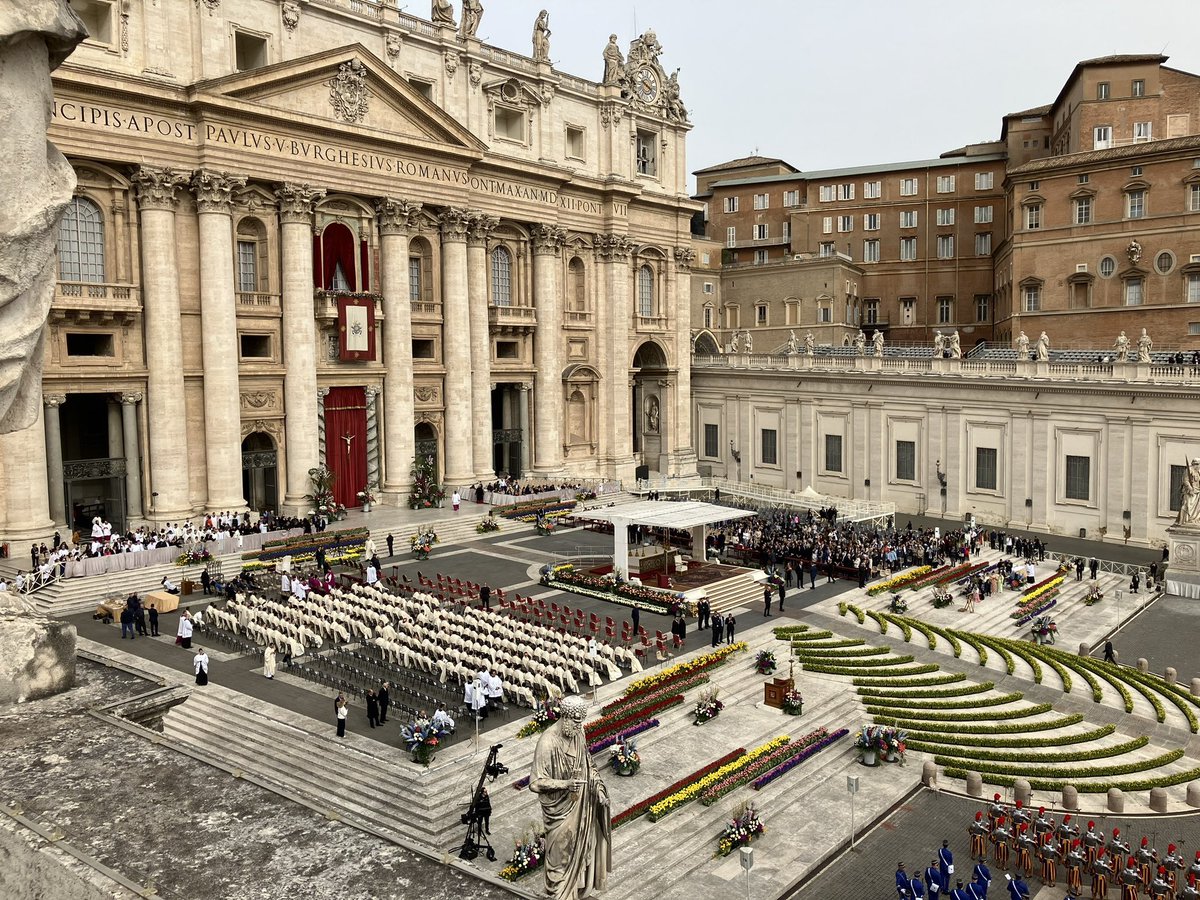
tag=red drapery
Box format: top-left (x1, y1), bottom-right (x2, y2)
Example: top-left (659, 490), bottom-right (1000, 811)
top-left (321, 222), bottom-right (358, 291)
top-left (323, 386), bottom-right (367, 508)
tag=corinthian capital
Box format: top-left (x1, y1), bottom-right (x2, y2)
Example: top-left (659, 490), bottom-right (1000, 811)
top-left (593, 232), bottom-right (635, 262)
top-left (192, 170), bottom-right (248, 214)
top-left (375, 197), bottom-right (423, 235)
top-left (275, 183), bottom-right (326, 224)
top-left (438, 207), bottom-right (473, 242)
top-left (43, 393), bottom-right (67, 408)
top-left (467, 212), bottom-right (500, 245)
top-left (133, 166), bottom-right (190, 211)
top-left (530, 223), bottom-right (567, 256)
top-left (674, 246), bottom-right (697, 272)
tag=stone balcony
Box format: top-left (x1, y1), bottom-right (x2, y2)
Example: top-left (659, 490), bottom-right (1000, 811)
top-left (235, 291), bottom-right (281, 315)
top-left (312, 289), bottom-right (383, 323)
top-left (51, 281), bottom-right (140, 326)
top-left (488, 303), bottom-right (536, 334)
top-left (634, 314), bottom-right (669, 332)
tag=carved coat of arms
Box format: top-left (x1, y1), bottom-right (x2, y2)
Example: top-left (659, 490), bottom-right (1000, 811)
top-left (329, 59), bottom-right (370, 124)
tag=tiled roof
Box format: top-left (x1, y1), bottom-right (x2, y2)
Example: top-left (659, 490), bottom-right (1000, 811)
top-left (1077, 53), bottom-right (1167, 67)
top-left (1006, 134), bottom-right (1200, 176)
top-left (693, 155), bottom-right (797, 175)
top-left (1004, 104), bottom-right (1051, 119)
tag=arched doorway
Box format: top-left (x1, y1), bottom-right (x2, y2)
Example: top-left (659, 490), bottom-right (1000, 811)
top-left (414, 422), bottom-right (440, 483)
top-left (631, 341), bottom-right (670, 475)
top-left (241, 432), bottom-right (279, 513)
top-left (693, 331), bottom-right (721, 355)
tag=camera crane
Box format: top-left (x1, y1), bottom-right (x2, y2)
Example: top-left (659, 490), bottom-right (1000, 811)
top-left (457, 742), bottom-right (508, 861)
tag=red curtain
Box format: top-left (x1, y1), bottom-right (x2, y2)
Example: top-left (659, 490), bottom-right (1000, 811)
top-left (323, 387), bottom-right (367, 507)
top-left (321, 223), bottom-right (357, 291)
top-left (359, 239), bottom-right (371, 292)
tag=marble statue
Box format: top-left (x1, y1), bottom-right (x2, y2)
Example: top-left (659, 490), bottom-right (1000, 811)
top-left (431, 0), bottom-right (455, 27)
top-left (459, 0), bottom-right (483, 37)
top-left (742, 330), bottom-right (752, 353)
top-left (933, 330), bottom-right (945, 356)
top-left (0, 2), bottom-right (86, 433)
top-left (646, 396), bottom-right (659, 434)
top-left (1113, 331), bottom-right (1130, 363)
top-left (1176, 458), bottom-right (1200, 528)
top-left (785, 330), bottom-right (798, 354)
top-left (853, 329), bottom-right (866, 356)
top-left (872, 330), bottom-right (884, 358)
top-left (602, 34), bottom-right (624, 85)
top-left (1127, 239), bottom-right (1143, 265)
top-left (1035, 331), bottom-right (1050, 361)
top-left (532, 10), bottom-right (551, 63)
top-left (804, 331), bottom-right (815, 356)
top-left (949, 331), bottom-right (962, 359)
top-left (1016, 331), bottom-right (1030, 360)
top-left (665, 69), bottom-right (687, 122)
top-left (729, 331), bottom-right (739, 353)
top-left (529, 696), bottom-right (611, 900)
top-left (1137, 328), bottom-right (1153, 363)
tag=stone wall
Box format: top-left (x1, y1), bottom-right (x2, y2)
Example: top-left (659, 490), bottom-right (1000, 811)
top-left (0, 613), bottom-right (76, 704)
top-left (0, 818), bottom-right (135, 900)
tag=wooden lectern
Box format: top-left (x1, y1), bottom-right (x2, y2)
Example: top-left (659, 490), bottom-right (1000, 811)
top-left (763, 677), bottom-right (794, 709)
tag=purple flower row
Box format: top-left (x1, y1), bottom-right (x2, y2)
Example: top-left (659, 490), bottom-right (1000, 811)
top-left (588, 718), bottom-right (660, 755)
top-left (1013, 597), bottom-right (1057, 627)
top-left (751, 728), bottom-right (850, 790)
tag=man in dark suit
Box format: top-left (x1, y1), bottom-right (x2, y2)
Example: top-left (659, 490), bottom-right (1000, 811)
top-left (711, 612), bottom-right (722, 648)
top-left (479, 584), bottom-right (491, 610)
top-left (378, 681), bottom-right (390, 724)
top-left (725, 614), bottom-right (736, 644)
top-left (386, 533), bottom-right (394, 558)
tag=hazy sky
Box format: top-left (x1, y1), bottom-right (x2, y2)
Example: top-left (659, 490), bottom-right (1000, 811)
top-left (473, 0), bottom-right (1198, 187)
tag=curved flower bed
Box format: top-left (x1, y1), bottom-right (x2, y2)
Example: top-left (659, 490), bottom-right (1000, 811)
top-left (612, 748), bottom-right (746, 829)
top-left (647, 736), bottom-right (790, 821)
top-left (699, 728), bottom-right (831, 805)
top-left (866, 566), bottom-right (933, 596)
top-left (751, 728), bottom-right (849, 790)
top-left (623, 643), bottom-right (747, 696)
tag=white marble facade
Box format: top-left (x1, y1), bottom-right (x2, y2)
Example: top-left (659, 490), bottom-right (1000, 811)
top-left (2, 1), bottom-right (699, 538)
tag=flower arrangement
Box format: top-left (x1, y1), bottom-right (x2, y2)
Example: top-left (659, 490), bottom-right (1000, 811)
top-left (853, 724), bottom-right (907, 760)
top-left (781, 688), bottom-right (804, 716)
top-left (623, 642), bottom-right (747, 696)
top-left (410, 529), bottom-right (439, 559)
top-left (911, 560), bottom-right (989, 590)
top-left (542, 563), bottom-right (697, 616)
top-left (1084, 584), bottom-right (1104, 606)
top-left (175, 548), bottom-right (212, 566)
top-left (693, 686), bottom-right (724, 725)
top-left (646, 736), bottom-right (789, 821)
top-left (476, 515), bottom-right (501, 534)
top-left (754, 649), bottom-right (777, 675)
top-left (609, 735), bottom-right (641, 775)
top-left (400, 716), bottom-right (450, 766)
top-left (498, 828), bottom-right (546, 882)
top-left (516, 696), bottom-right (563, 738)
top-left (699, 730), bottom-right (830, 805)
top-left (304, 465), bottom-right (347, 520)
top-left (866, 566), bottom-right (933, 596)
top-left (602, 670), bottom-right (712, 717)
top-left (1029, 615), bottom-right (1058, 645)
top-left (536, 517), bottom-right (556, 536)
top-left (931, 587), bottom-right (954, 609)
top-left (356, 483), bottom-right (379, 505)
top-left (585, 694), bottom-right (683, 746)
top-left (407, 455), bottom-right (446, 509)
top-left (715, 802), bottom-right (765, 858)
top-left (888, 593), bottom-right (909, 614)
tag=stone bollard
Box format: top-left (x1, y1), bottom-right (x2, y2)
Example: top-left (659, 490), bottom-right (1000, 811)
top-left (1150, 787), bottom-right (1169, 813)
top-left (1107, 787), bottom-right (1125, 813)
top-left (1014, 778), bottom-right (1032, 806)
top-left (1192, 678), bottom-right (1200, 699)
top-left (1079, 642), bottom-right (1090, 657)
top-left (922, 761), bottom-right (938, 788)
top-left (1062, 785), bottom-right (1079, 810)
top-left (965, 771), bottom-right (982, 797)
top-left (1187, 782), bottom-right (1200, 808)
top-left (1166, 667), bottom-right (1177, 686)
top-left (1137, 658), bottom-right (1149, 674)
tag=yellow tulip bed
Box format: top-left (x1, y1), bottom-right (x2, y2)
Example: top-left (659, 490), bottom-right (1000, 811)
top-left (866, 566), bottom-right (933, 596)
top-left (646, 735), bottom-right (790, 821)
top-left (622, 642), bottom-right (748, 696)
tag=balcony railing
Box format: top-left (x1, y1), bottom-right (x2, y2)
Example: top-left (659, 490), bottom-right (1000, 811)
top-left (566, 310), bottom-right (594, 326)
top-left (236, 291), bottom-right (280, 309)
top-left (489, 303), bottom-right (537, 331)
top-left (410, 300), bottom-right (442, 318)
top-left (313, 289), bottom-right (383, 321)
top-left (635, 314), bottom-right (669, 331)
top-left (729, 234), bottom-right (792, 249)
top-left (52, 281), bottom-right (141, 324)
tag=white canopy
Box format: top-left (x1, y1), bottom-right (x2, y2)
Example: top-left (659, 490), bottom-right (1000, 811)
top-left (581, 500), bottom-right (755, 529)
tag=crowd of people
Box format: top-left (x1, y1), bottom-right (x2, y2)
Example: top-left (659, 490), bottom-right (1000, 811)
top-left (468, 477), bottom-right (588, 501)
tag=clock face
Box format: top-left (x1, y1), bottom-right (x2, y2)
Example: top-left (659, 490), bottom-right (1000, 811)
top-left (632, 66), bottom-right (659, 103)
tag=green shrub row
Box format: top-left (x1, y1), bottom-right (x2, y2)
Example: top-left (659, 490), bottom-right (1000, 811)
top-left (802, 654), bottom-right (915, 667)
top-left (970, 635), bottom-right (1015, 675)
top-left (789, 638), bottom-right (863, 649)
top-left (862, 691), bottom-right (1023, 711)
top-left (1076, 656), bottom-right (1187, 728)
top-left (772, 625), bottom-right (810, 638)
top-left (1073, 656), bottom-right (1136, 714)
top-left (911, 619), bottom-right (963, 657)
top-left (858, 683), bottom-right (995, 700)
top-left (790, 646), bottom-right (891, 658)
top-left (806, 663), bottom-right (940, 678)
top-left (843, 604), bottom-right (866, 624)
top-left (907, 724), bottom-right (1115, 748)
top-left (945, 630), bottom-right (988, 666)
top-left (895, 713), bottom-right (1084, 734)
top-left (926, 735), bottom-right (1148, 764)
top-left (870, 702), bottom-right (1052, 723)
top-left (851, 673), bottom-right (966, 688)
top-left (941, 747), bottom-right (1184, 779)
top-left (865, 609), bottom-right (888, 633)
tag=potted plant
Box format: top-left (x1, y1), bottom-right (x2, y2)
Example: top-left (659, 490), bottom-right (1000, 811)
top-left (357, 483), bottom-right (378, 513)
top-left (931, 587), bottom-right (953, 609)
top-left (854, 725), bottom-right (882, 766)
top-left (477, 514), bottom-right (500, 534)
top-left (781, 688), bottom-right (804, 717)
top-left (882, 727), bottom-right (907, 763)
top-left (714, 802), bottom-right (765, 858)
top-left (407, 456), bottom-right (446, 509)
top-left (609, 735), bottom-right (641, 776)
top-left (401, 716), bottom-right (449, 767)
top-left (693, 686), bottom-right (723, 725)
top-left (410, 529), bottom-right (439, 560)
top-left (754, 649), bottom-right (777, 675)
top-left (888, 592), bottom-right (908, 614)
top-left (498, 828), bottom-right (547, 882)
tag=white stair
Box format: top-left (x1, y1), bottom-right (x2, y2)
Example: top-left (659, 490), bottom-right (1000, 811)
top-left (704, 569), bottom-right (768, 615)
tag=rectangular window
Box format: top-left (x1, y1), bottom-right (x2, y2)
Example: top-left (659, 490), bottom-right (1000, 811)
top-left (703, 281), bottom-right (714, 295)
top-left (863, 239), bottom-right (880, 263)
top-left (936, 235), bottom-right (954, 259)
top-left (496, 341), bottom-right (520, 360)
top-left (1132, 78), bottom-right (1145, 98)
top-left (895, 440), bottom-right (916, 481)
top-left (900, 177), bottom-right (918, 196)
top-left (753, 193), bottom-right (769, 210)
top-left (239, 334), bottom-right (271, 359)
top-left (819, 185), bottom-right (835, 202)
top-left (236, 240), bottom-right (258, 293)
top-left (900, 210), bottom-right (917, 228)
top-left (754, 249), bottom-right (768, 265)
top-left (1075, 196), bottom-right (1093, 224)
top-left (901, 298), bottom-right (915, 324)
top-left (1127, 190), bottom-right (1146, 219)
top-left (783, 190), bottom-right (800, 207)
top-left (975, 172), bottom-right (994, 190)
top-left (838, 183), bottom-right (855, 200)
top-left (782, 221), bottom-right (791, 241)
top-left (822, 216), bottom-right (834, 234)
top-left (1190, 183), bottom-right (1200, 211)
top-left (837, 215), bottom-right (853, 233)
top-left (975, 447), bottom-right (998, 491)
top-left (1065, 455), bottom-right (1091, 501)
top-left (974, 205), bottom-right (993, 223)
top-left (1125, 276), bottom-right (1144, 306)
top-left (495, 106), bottom-right (526, 142)
top-left (65, 332), bottom-right (115, 357)
top-left (412, 338), bottom-right (435, 359)
top-left (702, 306), bottom-right (713, 329)
top-left (937, 296), bottom-right (953, 323)
top-left (818, 306), bottom-right (832, 323)
top-left (1171, 464), bottom-right (1187, 512)
top-left (234, 30), bottom-right (268, 71)
top-left (1025, 204), bottom-right (1042, 230)
top-left (704, 423), bottom-right (720, 459)
top-left (975, 294), bottom-right (990, 322)
top-left (864, 213), bottom-right (880, 231)
top-left (723, 196), bottom-right (739, 213)
top-left (818, 242), bottom-right (835, 257)
top-left (1093, 125), bottom-right (1112, 149)
top-left (1024, 284), bottom-right (1041, 311)
top-left (824, 434), bottom-right (843, 473)
top-left (900, 237), bottom-right (917, 261)
top-left (864, 181), bottom-right (882, 199)
top-left (761, 429), bottom-right (778, 466)
top-left (936, 208), bottom-right (955, 226)
top-left (936, 175), bottom-right (955, 193)
top-left (1189, 274), bottom-right (1200, 303)
top-left (1097, 82), bottom-right (1110, 100)
top-left (753, 223), bottom-right (768, 240)
top-left (726, 226), bottom-right (737, 248)
top-left (408, 258), bottom-right (422, 302)
top-left (975, 232), bottom-right (992, 256)
top-left (755, 305), bottom-right (768, 325)
top-left (635, 129), bottom-right (657, 175)
top-left (864, 299), bottom-right (879, 324)
top-left (1134, 121), bottom-right (1152, 142)
top-left (1078, 174), bottom-right (1090, 184)
top-left (565, 125), bottom-right (586, 160)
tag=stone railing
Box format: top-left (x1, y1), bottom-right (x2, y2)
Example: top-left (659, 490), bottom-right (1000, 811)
top-left (236, 291), bottom-right (280, 308)
top-left (410, 300), bottom-right (442, 317)
top-left (488, 303), bottom-right (537, 329)
top-left (635, 314), bottom-right (669, 332)
top-left (55, 281), bottom-right (141, 307)
top-left (485, 46), bottom-right (537, 74)
top-left (566, 310), bottom-right (594, 325)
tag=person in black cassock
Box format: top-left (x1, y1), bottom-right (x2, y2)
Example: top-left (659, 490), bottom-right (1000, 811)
top-left (378, 681), bottom-right (390, 724)
top-left (365, 689), bottom-right (379, 728)
top-left (725, 614), bottom-right (736, 644)
top-left (711, 612), bottom-right (723, 647)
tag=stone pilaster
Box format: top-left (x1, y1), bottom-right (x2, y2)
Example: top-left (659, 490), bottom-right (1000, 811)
top-left (376, 197), bottom-right (422, 498)
top-left (193, 170), bottom-right (248, 510)
top-left (438, 207), bottom-right (474, 486)
top-left (467, 212), bottom-right (500, 481)
top-left (120, 392), bottom-right (144, 519)
top-left (530, 224), bottom-right (566, 476)
top-left (596, 232), bottom-right (635, 480)
top-left (0, 403), bottom-right (54, 543)
top-left (276, 182), bottom-right (325, 513)
top-left (43, 394), bottom-right (67, 525)
top-left (132, 166), bottom-right (192, 520)
top-left (670, 247), bottom-right (697, 475)
top-left (517, 382), bottom-right (532, 477)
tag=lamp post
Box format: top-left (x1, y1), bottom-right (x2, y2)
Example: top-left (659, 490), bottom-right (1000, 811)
top-left (847, 774), bottom-right (861, 849)
top-left (740, 846), bottom-right (753, 900)
top-left (1115, 588), bottom-right (1124, 634)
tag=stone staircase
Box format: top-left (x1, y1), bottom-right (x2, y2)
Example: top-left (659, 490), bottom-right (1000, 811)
top-left (703, 568), bottom-right (768, 615)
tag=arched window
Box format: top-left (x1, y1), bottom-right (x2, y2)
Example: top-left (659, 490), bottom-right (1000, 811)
top-left (409, 237), bottom-right (433, 303)
top-left (491, 246), bottom-right (512, 306)
top-left (57, 197), bottom-right (106, 283)
top-left (637, 264), bottom-right (655, 317)
top-left (235, 217), bottom-right (268, 293)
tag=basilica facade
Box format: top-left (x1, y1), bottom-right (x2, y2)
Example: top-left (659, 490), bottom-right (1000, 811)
top-left (2, 0), bottom-right (699, 539)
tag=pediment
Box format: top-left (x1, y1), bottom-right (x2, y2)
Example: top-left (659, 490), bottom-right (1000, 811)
top-left (192, 45), bottom-right (486, 153)
top-left (482, 77), bottom-right (545, 107)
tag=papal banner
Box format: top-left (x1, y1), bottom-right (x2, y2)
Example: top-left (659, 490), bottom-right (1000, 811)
top-left (337, 295), bottom-right (376, 361)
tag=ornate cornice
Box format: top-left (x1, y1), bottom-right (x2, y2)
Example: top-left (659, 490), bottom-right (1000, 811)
top-left (375, 197), bottom-right (423, 235)
top-left (467, 212), bottom-right (500, 246)
top-left (593, 232), bottom-right (635, 262)
top-left (192, 170), bottom-right (248, 214)
top-left (530, 223), bottom-right (567, 256)
top-left (133, 166), bottom-right (189, 211)
top-left (438, 207), bottom-right (473, 242)
top-left (275, 183), bottom-right (326, 224)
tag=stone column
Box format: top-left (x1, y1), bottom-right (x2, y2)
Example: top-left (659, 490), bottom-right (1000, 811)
top-left (467, 213), bottom-right (500, 481)
top-left (531, 224), bottom-right (567, 475)
top-left (596, 233), bottom-right (635, 480)
top-left (276, 183), bottom-right (326, 514)
top-left (671, 247), bottom-right (697, 474)
top-left (517, 382), bottom-right (531, 477)
top-left (365, 386), bottom-right (381, 489)
top-left (376, 197), bottom-right (422, 499)
top-left (0, 404), bottom-right (54, 542)
top-left (193, 170), bottom-right (249, 510)
top-left (120, 392), bottom-right (144, 519)
top-left (43, 394), bottom-right (67, 525)
top-left (438, 207), bottom-right (474, 486)
top-left (106, 401), bottom-right (122, 460)
top-left (132, 166), bottom-right (192, 520)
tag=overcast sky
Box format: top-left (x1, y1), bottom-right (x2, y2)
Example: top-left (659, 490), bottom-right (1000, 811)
top-left (474, 0), bottom-right (1198, 187)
